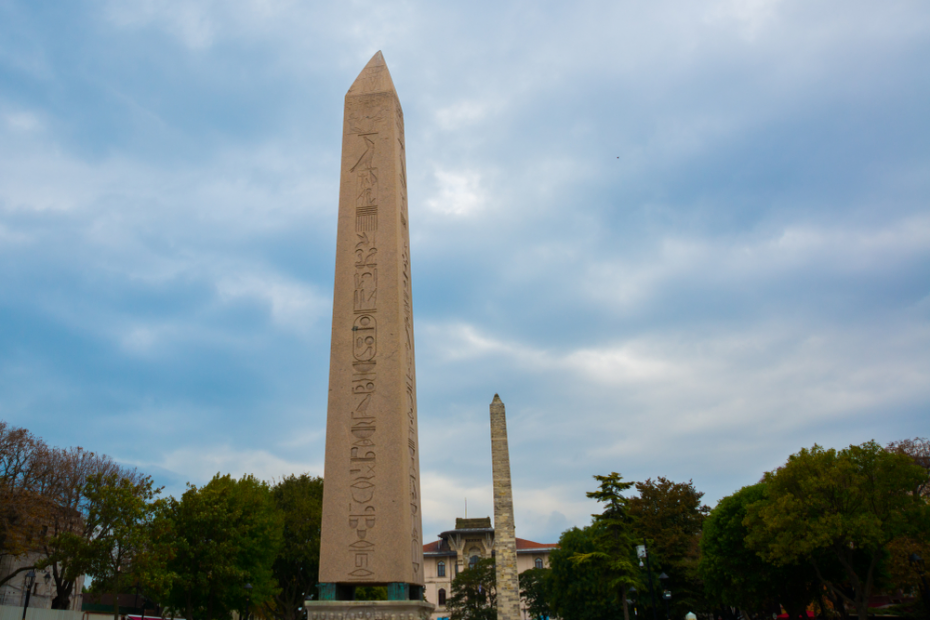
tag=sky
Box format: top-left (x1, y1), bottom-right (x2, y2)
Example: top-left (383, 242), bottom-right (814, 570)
top-left (1, 0), bottom-right (928, 546)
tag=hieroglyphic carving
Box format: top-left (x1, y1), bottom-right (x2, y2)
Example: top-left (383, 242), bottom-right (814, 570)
top-left (401, 238), bottom-right (420, 578)
top-left (345, 100), bottom-right (383, 581)
top-left (354, 233), bottom-right (377, 313)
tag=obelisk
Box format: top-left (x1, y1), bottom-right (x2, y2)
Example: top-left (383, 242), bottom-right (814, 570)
top-left (311, 52), bottom-right (429, 613)
top-left (489, 395), bottom-right (520, 620)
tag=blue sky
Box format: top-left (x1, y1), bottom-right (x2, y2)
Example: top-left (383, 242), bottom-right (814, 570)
top-left (1, 0), bottom-right (928, 545)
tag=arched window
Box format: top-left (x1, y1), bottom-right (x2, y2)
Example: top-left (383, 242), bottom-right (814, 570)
top-left (535, 557), bottom-right (543, 569)
top-left (438, 588), bottom-right (447, 606)
top-left (437, 561), bottom-right (445, 577)
top-left (469, 555), bottom-right (479, 568)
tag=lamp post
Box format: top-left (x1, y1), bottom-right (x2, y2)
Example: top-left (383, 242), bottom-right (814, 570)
top-left (639, 541), bottom-right (659, 620)
top-left (657, 573), bottom-right (669, 620)
top-left (22, 570), bottom-right (37, 620)
top-left (662, 590), bottom-right (672, 620)
top-left (244, 583), bottom-right (253, 620)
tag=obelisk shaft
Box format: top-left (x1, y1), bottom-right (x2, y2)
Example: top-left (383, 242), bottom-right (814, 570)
top-left (318, 51), bottom-right (424, 590)
top-left (490, 395), bottom-right (520, 620)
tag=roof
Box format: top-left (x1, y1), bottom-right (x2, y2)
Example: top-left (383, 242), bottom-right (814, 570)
top-left (423, 536), bottom-right (558, 554)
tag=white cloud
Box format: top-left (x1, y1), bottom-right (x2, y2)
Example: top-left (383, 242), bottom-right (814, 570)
top-left (425, 168), bottom-right (485, 217)
top-left (215, 272), bottom-right (329, 334)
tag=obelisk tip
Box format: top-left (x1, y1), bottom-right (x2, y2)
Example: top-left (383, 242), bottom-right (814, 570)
top-left (492, 394), bottom-right (502, 404)
top-left (348, 50), bottom-right (396, 95)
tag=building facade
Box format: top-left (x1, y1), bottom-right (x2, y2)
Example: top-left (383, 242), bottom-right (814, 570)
top-left (422, 518), bottom-right (557, 620)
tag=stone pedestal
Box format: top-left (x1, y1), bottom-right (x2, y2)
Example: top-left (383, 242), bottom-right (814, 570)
top-left (305, 600), bottom-right (435, 620)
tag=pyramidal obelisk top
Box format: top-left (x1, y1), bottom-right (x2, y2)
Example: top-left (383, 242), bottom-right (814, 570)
top-left (347, 51), bottom-right (397, 96)
top-left (315, 51), bottom-right (426, 605)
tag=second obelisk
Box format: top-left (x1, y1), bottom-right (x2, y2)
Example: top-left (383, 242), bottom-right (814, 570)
top-left (318, 51), bottom-right (425, 599)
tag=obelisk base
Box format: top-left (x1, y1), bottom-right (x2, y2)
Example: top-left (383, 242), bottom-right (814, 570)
top-left (305, 600), bottom-right (435, 620)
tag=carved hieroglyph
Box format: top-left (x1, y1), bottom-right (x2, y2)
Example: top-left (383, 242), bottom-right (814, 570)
top-left (319, 51), bottom-right (424, 586)
top-left (490, 395), bottom-right (521, 620)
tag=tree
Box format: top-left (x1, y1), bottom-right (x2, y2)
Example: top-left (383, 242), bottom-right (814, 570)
top-left (745, 441), bottom-right (930, 620)
top-left (519, 568), bottom-right (552, 620)
top-left (263, 474), bottom-right (324, 620)
top-left (700, 482), bottom-right (820, 620)
top-left (0, 421), bottom-right (52, 586)
top-left (549, 526), bottom-right (624, 620)
top-left (161, 474), bottom-right (284, 620)
top-left (446, 556), bottom-right (497, 620)
top-left (573, 473), bottom-right (639, 620)
top-left (51, 472), bottom-right (168, 620)
top-left (628, 477), bottom-right (709, 619)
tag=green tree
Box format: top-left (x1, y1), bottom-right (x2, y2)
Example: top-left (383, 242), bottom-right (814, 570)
top-left (745, 441), bottom-right (930, 620)
top-left (519, 568), bottom-right (552, 620)
top-left (549, 526), bottom-right (623, 620)
top-left (573, 473), bottom-right (639, 620)
top-left (86, 472), bottom-right (167, 620)
top-left (628, 477), bottom-right (709, 619)
top-left (161, 474), bottom-right (284, 620)
top-left (263, 474), bottom-right (323, 620)
top-left (446, 556), bottom-right (497, 620)
top-left (700, 482), bottom-right (820, 620)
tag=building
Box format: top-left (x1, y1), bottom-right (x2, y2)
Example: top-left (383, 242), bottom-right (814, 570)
top-left (422, 517), bottom-right (558, 620)
top-left (0, 552), bottom-right (84, 611)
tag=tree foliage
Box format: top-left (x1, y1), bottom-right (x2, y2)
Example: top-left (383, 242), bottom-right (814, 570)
top-left (263, 474), bottom-right (323, 620)
top-left (159, 474), bottom-right (284, 620)
top-left (549, 526), bottom-right (624, 620)
top-left (700, 482), bottom-right (820, 620)
top-left (447, 557), bottom-right (497, 620)
top-left (628, 477), bottom-right (709, 618)
top-left (519, 568), bottom-right (552, 620)
top-left (745, 441), bottom-right (930, 620)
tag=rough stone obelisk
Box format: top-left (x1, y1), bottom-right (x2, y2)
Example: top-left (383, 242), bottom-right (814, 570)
top-left (489, 395), bottom-right (520, 620)
top-left (308, 52), bottom-right (431, 617)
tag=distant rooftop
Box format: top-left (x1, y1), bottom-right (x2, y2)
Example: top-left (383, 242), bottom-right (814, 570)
top-left (456, 517), bottom-right (492, 529)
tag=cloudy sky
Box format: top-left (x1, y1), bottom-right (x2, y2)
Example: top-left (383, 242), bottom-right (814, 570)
top-left (1, 0), bottom-right (929, 545)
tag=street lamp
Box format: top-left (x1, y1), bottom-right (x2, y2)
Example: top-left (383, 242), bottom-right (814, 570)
top-left (22, 570), bottom-right (37, 620)
top-left (244, 583), bottom-right (253, 620)
top-left (662, 590), bottom-right (672, 620)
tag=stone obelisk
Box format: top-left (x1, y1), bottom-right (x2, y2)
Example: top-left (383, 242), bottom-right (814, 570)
top-left (310, 52), bottom-right (430, 615)
top-left (490, 395), bottom-right (520, 620)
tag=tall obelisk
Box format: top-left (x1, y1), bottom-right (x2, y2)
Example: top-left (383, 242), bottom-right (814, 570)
top-left (315, 51), bottom-right (427, 606)
top-left (490, 395), bottom-right (520, 620)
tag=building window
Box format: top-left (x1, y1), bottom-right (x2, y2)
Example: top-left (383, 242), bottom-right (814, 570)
top-left (535, 557), bottom-right (543, 569)
top-left (438, 588), bottom-right (447, 606)
top-left (438, 561), bottom-right (445, 577)
top-left (469, 555), bottom-right (479, 568)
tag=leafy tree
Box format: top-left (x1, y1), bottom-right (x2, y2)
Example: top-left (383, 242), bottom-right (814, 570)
top-left (263, 474), bottom-right (323, 620)
top-left (573, 473), bottom-right (639, 620)
top-left (52, 472), bottom-right (169, 620)
top-left (446, 556), bottom-right (496, 620)
top-left (628, 477), bottom-right (709, 619)
top-left (745, 441), bottom-right (930, 620)
top-left (549, 526), bottom-right (623, 620)
top-left (40, 447), bottom-right (142, 609)
top-left (519, 568), bottom-right (552, 620)
top-left (161, 474), bottom-right (284, 620)
top-left (700, 482), bottom-right (820, 620)
top-left (0, 421), bottom-right (52, 586)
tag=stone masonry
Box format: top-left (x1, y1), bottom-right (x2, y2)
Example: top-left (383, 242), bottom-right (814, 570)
top-left (316, 50), bottom-right (426, 596)
top-left (489, 395), bottom-right (520, 620)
